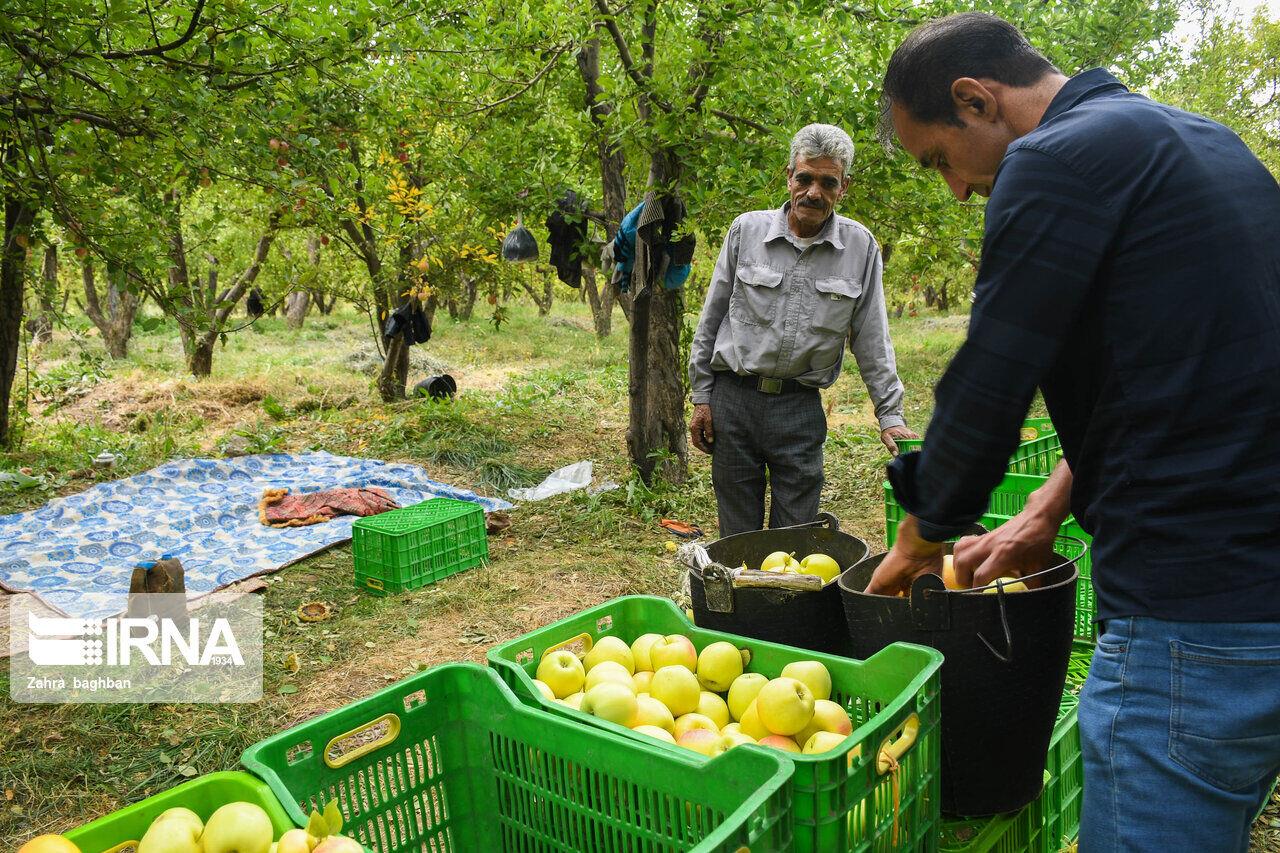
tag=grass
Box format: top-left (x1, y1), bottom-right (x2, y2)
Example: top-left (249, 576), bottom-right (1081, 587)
top-left (2, 297), bottom-right (1274, 849)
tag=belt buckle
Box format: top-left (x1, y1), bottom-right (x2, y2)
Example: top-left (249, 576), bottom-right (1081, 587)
top-left (757, 376), bottom-right (783, 394)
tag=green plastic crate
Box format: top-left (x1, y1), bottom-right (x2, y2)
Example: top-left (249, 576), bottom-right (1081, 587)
top-left (351, 498), bottom-right (488, 595)
top-left (895, 420), bottom-right (1061, 477)
top-left (938, 643), bottom-right (1091, 853)
top-left (486, 595), bottom-right (944, 853)
top-left (65, 771), bottom-right (295, 853)
top-left (242, 662), bottom-right (793, 853)
top-left (884, 473), bottom-right (1097, 643)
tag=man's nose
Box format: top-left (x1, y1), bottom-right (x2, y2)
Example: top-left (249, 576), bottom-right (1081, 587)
top-left (943, 171), bottom-right (971, 202)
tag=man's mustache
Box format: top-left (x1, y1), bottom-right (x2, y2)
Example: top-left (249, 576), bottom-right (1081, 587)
top-left (799, 199), bottom-right (826, 209)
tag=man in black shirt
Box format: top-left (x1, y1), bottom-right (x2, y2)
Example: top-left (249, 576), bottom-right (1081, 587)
top-left (868, 13), bottom-right (1280, 850)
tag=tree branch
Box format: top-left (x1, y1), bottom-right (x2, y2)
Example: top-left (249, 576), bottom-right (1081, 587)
top-left (446, 44), bottom-right (570, 116)
top-left (710, 108), bottom-right (771, 135)
top-left (100, 0), bottom-right (207, 59)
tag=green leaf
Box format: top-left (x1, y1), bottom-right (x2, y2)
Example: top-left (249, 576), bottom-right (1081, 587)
top-left (323, 799), bottom-right (344, 834)
top-left (277, 683), bottom-right (299, 695)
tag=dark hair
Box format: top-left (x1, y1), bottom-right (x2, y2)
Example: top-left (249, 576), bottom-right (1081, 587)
top-left (879, 12), bottom-right (1057, 145)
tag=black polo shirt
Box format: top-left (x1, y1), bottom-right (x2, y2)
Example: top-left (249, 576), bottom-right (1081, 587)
top-left (889, 69), bottom-right (1280, 623)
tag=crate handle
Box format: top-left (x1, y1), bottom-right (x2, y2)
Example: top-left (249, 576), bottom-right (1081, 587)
top-left (323, 712), bottom-right (402, 769)
top-left (104, 842), bottom-right (137, 853)
top-left (541, 631), bottom-right (594, 660)
top-left (366, 577), bottom-right (385, 591)
top-left (877, 713), bottom-right (919, 774)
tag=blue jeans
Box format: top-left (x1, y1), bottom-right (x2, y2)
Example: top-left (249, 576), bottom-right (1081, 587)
top-left (1078, 617), bottom-right (1280, 852)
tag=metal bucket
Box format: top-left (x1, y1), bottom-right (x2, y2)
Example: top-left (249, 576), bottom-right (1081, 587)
top-left (689, 514), bottom-right (868, 656)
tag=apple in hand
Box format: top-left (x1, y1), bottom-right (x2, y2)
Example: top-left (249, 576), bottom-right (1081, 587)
top-left (650, 635), bottom-right (698, 671)
top-left (781, 660), bottom-right (832, 701)
top-left (630, 633), bottom-right (664, 672)
top-left (584, 636), bottom-right (636, 674)
top-left (727, 673), bottom-right (768, 721)
top-left (585, 661), bottom-right (637, 693)
top-left (756, 677), bottom-right (816, 737)
top-left (199, 802), bottom-right (274, 853)
top-left (581, 682), bottom-right (639, 725)
top-left (982, 576), bottom-right (1028, 593)
top-left (650, 665), bottom-right (701, 716)
top-left (696, 641), bottom-right (744, 692)
top-left (536, 650), bottom-right (585, 698)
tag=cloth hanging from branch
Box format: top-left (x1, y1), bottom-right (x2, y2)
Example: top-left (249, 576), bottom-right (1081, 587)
top-left (612, 194), bottom-right (694, 293)
top-left (383, 300), bottom-right (431, 346)
top-left (546, 190), bottom-right (589, 288)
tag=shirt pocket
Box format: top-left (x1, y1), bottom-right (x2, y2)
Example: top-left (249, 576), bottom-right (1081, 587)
top-left (1168, 639), bottom-right (1280, 791)
top-left (731, 265), bottom-right (783, 326)
top-left (811, 276), bottom-right (863, 336)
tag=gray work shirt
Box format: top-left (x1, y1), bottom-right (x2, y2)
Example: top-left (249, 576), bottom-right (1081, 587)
top-left (688, 202), bottom-right (906, 429)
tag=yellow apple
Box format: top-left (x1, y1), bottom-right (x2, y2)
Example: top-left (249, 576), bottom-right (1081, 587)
top-left (629, 695), bottom-right (676, 732)
top-left (759, 551), bottom-right (792, 572)
top-left (718, 728), bottom-right (756, 750)
top-left (796, 698), bottom-right (854, 747)
top-left (633, 724), bottom-right (677, 744)
top-left (650, 635), bottom-right (698, 671)
top-left (153, 808), bottom-right (202, 834)
top-left (138, 807), bottom-right (204, 853)
top-left (696, 691), bottom-right (731, 729)
top-left (799, 553), bottom-right (841, 584)
top-left (983, 577), bottom-right (1029, 593)
top-left (803, 730), bottom-right (849, 755)
top-left (677, 728), bottom-right (725, 756)
top-left (630, 633), bottom-right (664, 671)
top-left (650, 665), bottom-right (701, 716)
top-left (585, 660), bottom-right (638, 693)
top-left (275, 829), bottom-right (313, 853)
top-left (781, 660), bottom-right (832, 701)
top-left (531, 679), bottom-right (556, 701)
top-left (199, 802), bottom-right (274, 853)
top-left (536, 650), bottom-right (585, 698)
top-left (758, 734), bottom-right (801, 753)
top-left (738, 698), bottom-right (771, 741)
top-left (673, 712), bottom-right (719, 740)
top-left (727, 673), bottom-right (769, 721)
top-left (696, 641), bottom-right (744, 692)
top-left (581, 682), bottom-right (639, 725)
top-left (941, 554), bottom-right (964, 590)
top-left (18, 837), bottom-right (82, 853)
top-left (584, 636), bottom-right (636, 674)
top-left (721, 722), bottom-right (743, 736)
top-left (561, 691), bottom-right (584, 710)
top-left (311, 838), bottom-right (362, 853)
top-left (757, 677), bottom-right (816, 736)
top-left (632, 670), bottom-right (654, 693)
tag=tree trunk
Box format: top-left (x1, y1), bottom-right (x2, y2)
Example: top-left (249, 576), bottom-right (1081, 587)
top-left (376, 240), bottom-right (416, 401)
top-left (188, 340), bottom-right (214, 376)
top-left (285, 291), bottom-right (310, 329)
top-left (313, 291), bottom-right (337, 315)
top-left (82, 260), bottom-right (139, 359)
top-left (1, 190), bottom-right (36, 447)
top-left (626, 153), bottom-right (689, 485)
top-left (27, 246), bottom-right (56, 344)
top-left (458, 274), bottom-right (478, 321)
top-left (165, 192), bottom-right (197, 359)
top-left (520, 267), bottom-right (555, 316)
top-left (582, 266), bottom-right (612, 338)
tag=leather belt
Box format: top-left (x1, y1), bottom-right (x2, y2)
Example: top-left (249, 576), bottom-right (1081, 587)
top-left (714, 370), bottom-right (811, 395)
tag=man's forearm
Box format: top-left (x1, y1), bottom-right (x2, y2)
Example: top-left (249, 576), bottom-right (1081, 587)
top-left (1025, 458), bottom-right (1073, 527)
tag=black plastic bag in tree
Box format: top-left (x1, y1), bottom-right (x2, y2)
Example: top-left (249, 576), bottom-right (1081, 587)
top-left (501, 216), bottom-right (539, 262)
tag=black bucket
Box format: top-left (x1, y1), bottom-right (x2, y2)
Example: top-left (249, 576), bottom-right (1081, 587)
top-left (689, 514), bottom-right (868, 656)
top-left (838, 531), bottom-right (1083, 816)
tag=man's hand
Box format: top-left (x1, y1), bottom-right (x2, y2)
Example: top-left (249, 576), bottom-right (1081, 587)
top-left (864, 515), bottom-right (944, 596)
top-left (880, 424), bottom-right (920, 455)
top-left (952, 512), bottom-right (1058, 590)
top-left (690, 404), bottom-right (715, 454)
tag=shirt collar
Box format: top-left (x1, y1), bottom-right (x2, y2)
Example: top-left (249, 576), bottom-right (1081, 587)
top-left (766, 202), bottom-right (845, 250)
top-left (1038, 68), bottom-right (1129, 127)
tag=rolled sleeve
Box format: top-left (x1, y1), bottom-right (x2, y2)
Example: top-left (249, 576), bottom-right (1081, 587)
top-left (689, 220), bottom-right (740, 404)
top-left (848, 240), bottom-right (906, 429)
top-left (890, 147), bottom-right (1118, 540)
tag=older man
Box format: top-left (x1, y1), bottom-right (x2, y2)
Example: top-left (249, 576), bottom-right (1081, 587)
top-left (688, 124), bottom-right (916, 536)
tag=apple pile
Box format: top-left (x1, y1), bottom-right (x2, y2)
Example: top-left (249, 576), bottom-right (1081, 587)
top-left (535, 634), bottom-right (855, 758)
top-left (126, 799), bottom-right (359, 853)
top-left (941, 554), bottom-right (1028, 593)
top-left (758, 550), bottom-right (842, 584)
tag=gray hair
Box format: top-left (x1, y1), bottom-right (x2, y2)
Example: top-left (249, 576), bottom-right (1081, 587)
top-left (789, 124), bottom-right (855, 176)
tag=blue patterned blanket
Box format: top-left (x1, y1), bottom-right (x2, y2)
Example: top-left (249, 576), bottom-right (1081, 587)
top-left (0, 452), bottom-right (512, 620)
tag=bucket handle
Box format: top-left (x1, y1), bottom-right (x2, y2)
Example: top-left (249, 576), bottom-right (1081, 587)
top-left (772, 511), bottom-right (840, 532)
top-left (974, 587), bottom-right (1015, 663)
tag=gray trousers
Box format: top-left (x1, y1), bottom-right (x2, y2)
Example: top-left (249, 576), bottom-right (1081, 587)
top-left (710, 375), bottom-right (826, 536)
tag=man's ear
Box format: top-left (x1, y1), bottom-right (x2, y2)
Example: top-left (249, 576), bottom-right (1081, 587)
top-left (951, 77), bottom-right (999, 123)
top-left (838, 175), bottom-right (851, 198)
